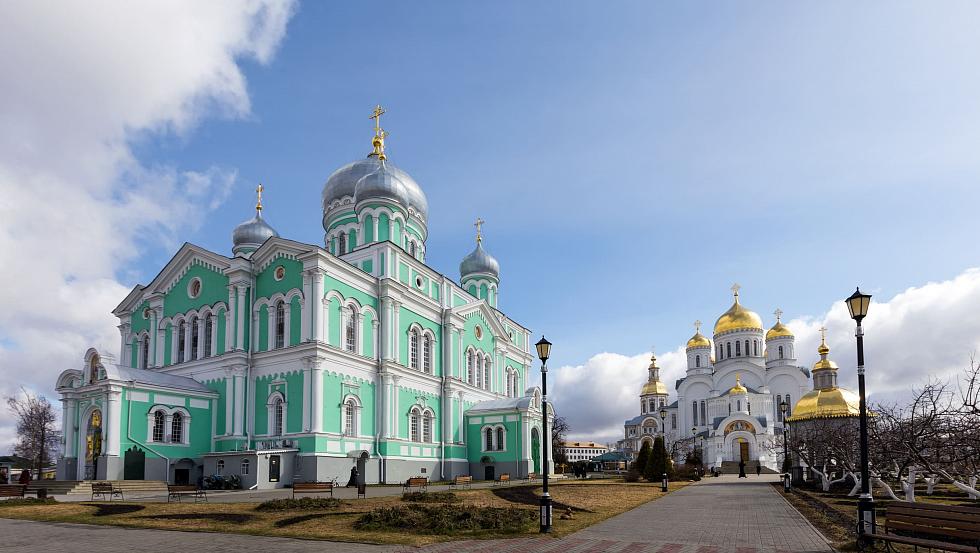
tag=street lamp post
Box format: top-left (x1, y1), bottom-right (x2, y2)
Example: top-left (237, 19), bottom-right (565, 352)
top-left (691, 426), bottom-right (699, 477)
top-left (780, 400), bottom-right (790, 492)
top-left (846, 288), bottom-right (875, 541)
top-left (660, 407), bottom-right (668, 492)
top-left (535, 336), bottom-right (553, 534)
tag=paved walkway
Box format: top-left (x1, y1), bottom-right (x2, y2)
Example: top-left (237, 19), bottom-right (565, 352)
top-left (2, 475), bottom-right (832, 553)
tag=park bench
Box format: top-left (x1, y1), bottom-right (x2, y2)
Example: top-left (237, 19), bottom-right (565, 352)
top-left (866, 501), bottom-right (980, 553)
top-left (403, 477), bottom-right (428, 493)
top-left (525, 472), bottom-right (539, 482)
top-left (167, 484), bottom-right (207, 503)
top-left (292, 482), bottom-right (334, 498)
top-left (91, 482), bottom-right (123, 501)
top-left (449, 475), bottom-right (472, 489)
top-left (0, 485), bottom-right (26, 499)
top-left (493, 473), bottom-right (511, 486)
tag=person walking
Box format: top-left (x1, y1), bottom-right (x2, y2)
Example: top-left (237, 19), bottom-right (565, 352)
top-left (755, 464), bottom-right (761, 477)
top-left (738, 460), bottom-right (746, 478)
top-left (346, 465), bottom-right (358, 487)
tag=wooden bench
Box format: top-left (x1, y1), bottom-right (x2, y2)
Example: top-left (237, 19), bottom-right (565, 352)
top-left (449, 475), bottom-right (472, 489)
top-left (525, 472), bottom-right (539, 482)
top-left (167, 484), bottom-right (207, 503)
top-left (91, 482), bottom-right (123, 501)
top-left (866, 501), bottom-right (980, 553)
top-left (292, 482), bottom-right (333, 498)
top-left (403, 477), bottom-right (428, 493)
top-left (0, 485), bottom-right (26, 499)
top-left (493, 473), bottom-right (511, 486)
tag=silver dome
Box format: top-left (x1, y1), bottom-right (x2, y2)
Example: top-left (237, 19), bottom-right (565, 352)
top-left (354, 162), bottom-right (410, 207)
top-left (321, 156), bottom-right (428, 228)
top-left (460, 242), bottom-right (500, 280)
top-left (232, 213), bottom-right (278, 254)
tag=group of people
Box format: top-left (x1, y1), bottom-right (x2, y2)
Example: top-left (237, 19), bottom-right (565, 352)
top-left (737, 460), bottom-right (763, 478)
top-left (0, 468), bottom-right (31, 485)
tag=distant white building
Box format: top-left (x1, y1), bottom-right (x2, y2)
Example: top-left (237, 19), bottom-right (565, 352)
top-left (560, 441), bottom-right (609, 463)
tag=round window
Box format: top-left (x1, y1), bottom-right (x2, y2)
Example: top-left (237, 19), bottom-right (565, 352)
top-left (142, 307), bottom-right (151, 319)
top-left (274, 266), bottom-right (285, 281)
top-left (415, 275), bottom-right (424, 289)
top-left (188, 278), bottom-right (202, 299)
top-left (475, 325), bottom-right (483, 340)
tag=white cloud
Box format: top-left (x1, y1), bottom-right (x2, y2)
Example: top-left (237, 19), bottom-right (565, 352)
top-left (0, 0), bottom-right (295, 452)
top-left (552, 268), bottom-right (980, 445)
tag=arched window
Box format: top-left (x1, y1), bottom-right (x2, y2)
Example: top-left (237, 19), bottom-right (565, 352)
top-left (338, 232), bottom-right (347, 255)
top-left (737, 400), bottom-right (742, 411)
top-left (745, 340), bottom-right (750, 357)
top-left (692, 401), bottom-right (698, 426)
top-left (735, 341), bottom-right (741, 357)
top-left (422, 410), bottom-right (433, 443)
top-left (344, 398), bottom-right (357, 436)
top-left (89, 355), bottom-right (100, 384)
top-left (483, 357), bottom-right (491, 390)
top-left (204, 314), bottom-right (214, 358)
top-left (190, 315), bottom-right (199, 361)
top-left (177, 321), bottom-right (186, 363)
top-left (273, 397), bottom-right (284, 435)
top-left (274, 300), bottom-right (285, 349)
top-left (241, 458), bottom-right (250, 475)
top-left (408, 241), bottom-right (416, 257)
top-left (785, 395), bottom-right (791, 416)
top-left (506, 369), bottom-right (513, 397)
top-left (776, 394), bottom-right (783, 422)
top-left (171, 412), bottom-right (183, 443)
top-left (496, 427), bottom-right (504, 450)
top-left (216, 459), bottom-right (224, 476)
top-left (700, 401), bottom-right (706, 424)
top-left (345, 306), bottom-right (357, 353)
top-left (726, 342), bottom-right (732, 358)
top-left (140, 334), bottom-right (150, 369)
top-left (718, 344), bottom-right (723, 360)
top-left (409, 408), bottom-right (421, 442)
top-left (485, 427), bottom-right (494, 451)
top-left (695, 355), bottom-right (701, 368)
top-left (778, 346), bottom-right (784, 359)
top-left (466, 351), bottom-right (474, 384)
top-left (423, 335), bottom-right (432, 374)
top-left (409, 329), bottom-right (420, 369)
top-left (753, 340), bottom-right (758, 356)
top-left (152, 411), bottom-right (165, 442)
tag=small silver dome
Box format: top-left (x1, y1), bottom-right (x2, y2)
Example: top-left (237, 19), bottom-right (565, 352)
top-left (232, 213), bottom-right (278, 254)
top-left (322, 156), bottom-right (428, 229)
top-left (460, 242), bottom-right (500, 280)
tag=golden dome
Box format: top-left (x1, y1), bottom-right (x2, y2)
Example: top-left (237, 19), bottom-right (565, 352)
top-left (686, 332), bottom-right (711, 349)
top-left (766, 308), bottom-right (793, 341)
top-left (786, 387), bottom-right (860, 422)
top-left (728, 373), bottom-right (748, 395)
top-left (713, 285), bottom-right (763, 335)
top-left (641, 380), bottom-right (668, 395)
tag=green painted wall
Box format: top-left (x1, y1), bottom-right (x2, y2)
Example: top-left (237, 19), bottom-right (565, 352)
top-left (253, 371), bottom-right (305, 435)
top-left (255, 256), bottom-right (303, 299)
top-left (122, 388), bottom-right (213, 460)
top-left (205, 379), bottom-right (227, 436)
top-left (163, 263), bottom-right (228, 318)
top-left (465, 414), bottom-right (521, 463)
top-left (397, 307), bottom-right (441, 374)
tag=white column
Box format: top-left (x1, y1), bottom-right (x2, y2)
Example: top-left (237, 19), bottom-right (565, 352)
top-left (356, 313), bottom-right (365, 356)
top-left (392, 300), bottom-right (401, 364)
top-left (117, 324), bottom-right (130, 366)
top-left (301, 271), bottom-right (312, 342)
top-left (371, 319), bottom-right (380, 360)
top-left (283, 303), bottom-right (292, 347)
top-left (236, 285), bottom-right (247, 350)
top-left (63, 399), bottom-right (77, 458)
top-left (196, 317), bottom-right (206, 359)
top-left (442, 322), bottom-right (454, 379)
top-left (226, 285), bottom-right (236, 350)
top-left (233, 371), bottom-right (245, 436)
top-left (311, 271), bottom-right (324, 342)
top-left (156, 323), bottom-right (166, 367)
top-left (267, 308), bottom-right (275, 350)
top-left (319, 297), bottom-right (329, 344)
top-left (252, 311), bottom-right (260, 352)
top-left (381, 373), bottom-right (392, 437)
top-left (302, 363), bottom-right (312, 432)
top-left (106, 389), bottom-right (122, 456)
top-left (183, 321), bottom-right (192, 362)
top-left (164, 414), bottom-right (173, 443)
top-left (392, 376), bottom-right (400, 438)
top-left (210, 318), bottom-right (218, 357)
top-left (149, 312), bottom-right (159, 368)
top-left (225, 372), bottom-right (234, 436)
top-left (380, 298), bottom-right (393, 360)
top-left (124, 339), bottom-right (133, 368)
top-left (311, 359), bottom-right (324, 433)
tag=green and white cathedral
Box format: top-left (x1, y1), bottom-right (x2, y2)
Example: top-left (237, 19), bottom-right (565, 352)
top-left (55, 109), bottom-right (551, 487)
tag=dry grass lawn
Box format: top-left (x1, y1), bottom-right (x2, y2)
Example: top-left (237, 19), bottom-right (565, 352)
top-left (0, 480), bottom-right (686, 546)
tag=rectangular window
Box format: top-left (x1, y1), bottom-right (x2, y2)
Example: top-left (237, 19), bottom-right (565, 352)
top-left (735, 341), bottom-right (740, 356)
top-left (671, 413), bottom-right (677, 430)
top-left (700, 401), bottom-right (706, 427)
top-left (692, 401), bottom-right (698, 426)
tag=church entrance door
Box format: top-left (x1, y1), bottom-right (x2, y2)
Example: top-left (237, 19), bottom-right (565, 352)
top-left (739, 441), bottom-right (750, 462)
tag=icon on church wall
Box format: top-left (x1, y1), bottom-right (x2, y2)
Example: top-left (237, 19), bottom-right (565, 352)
top-left (274, 266), bottom-right (285, 281)
top-left (188, 277), bottom-right (202, 299)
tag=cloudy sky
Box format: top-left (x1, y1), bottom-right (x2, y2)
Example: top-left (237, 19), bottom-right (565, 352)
top-left (3, 1), bottom-right (980, 449)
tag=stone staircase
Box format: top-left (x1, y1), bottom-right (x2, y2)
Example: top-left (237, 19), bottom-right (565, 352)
top-left (718, 460), bottom-right (778, 475)
top-left (25, 480), bottom-right (80, 495)
top-left (62, 480), bottom-right (169, 496)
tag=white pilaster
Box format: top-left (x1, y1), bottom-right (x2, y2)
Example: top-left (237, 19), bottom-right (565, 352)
top-left (267, 308), bottom-right (275, 350)
top-left (226, 284), bottom-right (236, 350)
top-left (380, 298), bottom-right (393, 360)
top-left (301, 271), bottom-right (313, 341)
top-left (283, 302), bottom-right (292, 347)
top-left (106, 389), bottom-right (122, 456)
top-left (233, 371), bottom-right (245, 436)
top-left (224, 372), bottom-right (234, 436)
top-left (63, 399), bottom-right (77, 458)
top-left (235, 285), bottom-right (247, 350)
top-left (196, 317), bottom-right (206, 359)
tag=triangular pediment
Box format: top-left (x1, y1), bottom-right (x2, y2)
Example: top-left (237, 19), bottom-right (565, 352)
top-left (114, 243), bottom-right (231, 315)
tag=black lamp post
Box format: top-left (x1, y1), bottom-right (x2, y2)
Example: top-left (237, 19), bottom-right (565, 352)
top-left (846, 288), bottom-right (875, 540)
top-left (535, 336), bottom-right (553, 534)
top-left (659, 407), bottom-right (668, 492)
top-left (780, 400), bottom-right (790, 492)
top-left (691, 426), bottom-right (699, 477)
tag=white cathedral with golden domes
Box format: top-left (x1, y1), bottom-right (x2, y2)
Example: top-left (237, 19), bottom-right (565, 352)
top-left (621, 285), bottom-right (812, 472)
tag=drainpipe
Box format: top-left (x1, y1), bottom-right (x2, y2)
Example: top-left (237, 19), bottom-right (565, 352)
top-left (375, 433), bottom-right (385, 483)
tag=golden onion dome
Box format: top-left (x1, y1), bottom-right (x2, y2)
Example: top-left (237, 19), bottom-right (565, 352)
top-left (713, 285), bottom-right (763, 335)
top-left (813, 330), bottom-right (837, 371)
top-left (786, 387), bottom-right (860, 422)
top-left (641, 380), bottom-right (668, 395)
top-left (728, 373), bottom-right (748, 395)
top-left (686, 332), bottom-right (711, 349)
top-left (765, 308), bottom-right (793, 341)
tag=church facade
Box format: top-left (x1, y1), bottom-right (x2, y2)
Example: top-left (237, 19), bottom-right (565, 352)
top-left (621, 287), bottom-right (810, 472)
top-left (54, 108), bottom-right (551, 487)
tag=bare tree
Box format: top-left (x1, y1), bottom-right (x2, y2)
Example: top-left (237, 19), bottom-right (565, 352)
top-left (6, 389), bottom-right (61, 477)
top-left (551, 416), bottom-right (569, 466)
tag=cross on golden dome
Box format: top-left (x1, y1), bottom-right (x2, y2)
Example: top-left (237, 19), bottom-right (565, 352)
top-left (694, 320), bottom-right (701, 333)
top-left (474, 217), bottom-right (485, 244)
top-left (731, 283), bottom-right (741, 298)
top-left (774, 308), bottom-right (783, 322)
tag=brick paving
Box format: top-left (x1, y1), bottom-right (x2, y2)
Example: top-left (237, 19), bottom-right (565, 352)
top-left (1, 475), bottom-right (832, 552)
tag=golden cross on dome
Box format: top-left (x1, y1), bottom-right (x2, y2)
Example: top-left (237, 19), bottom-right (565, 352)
top-left (774, 308), bottom-right (783, 322)
top-left (255, 183), bottom-right (264, 213)
top-left (694, 320), bottom-right (701, 334)
top-left (369, 105), bottom-right (388, 160)
top-left (731, 283), bottom-right (741, 298)
top-left (819, 326), bottom-right (827, 342)
top-left (370, 104), bottom-right (385, 136)
top-left (474, 217), bottom-right (485, 244)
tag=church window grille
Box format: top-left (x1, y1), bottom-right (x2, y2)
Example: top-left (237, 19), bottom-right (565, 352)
top-left (409, 329), bottom-right (420, 369)
top-left (274, 397), bottom-right (284, 435)
top-left (338, 232), bottom-right (347, 255)
top-left (141, 334), bottom-right (150, 369)
top-left (753, 340), bottom-right (758, 356)
top-left (177, 321), bottom-right (186, 363)
top-left (695, 355), bottom-right (700, 368)
top-left (735, 341), bottom-right (741, 357)
top-left (216, 460), bottom-right (224, 476)
top-left (496, 427), bottom-right (504, 450)
top-left (692, 401), bottom-right (698, 426)
top-left (700, 401), bottom-right (706, 425)
top-left (152, 411), bottom-right (165, 442)
top-left (410, 408), bottom-right (420, 442)
top-left (204, 314), bottom-right (214, 358)
top-left (485, 427), bottom-right (494, 451)
top-left (423, 411), bottom-right (433, 443)
top-left (241, 459), bottom-right (249, 475)
top-left (778, 346), bottom-right (784, 359)
top-left (190, 316), bottom-right (199, 361)
top-left (275, 300), bottom-right (285, 349)
top-left (345, 306), bottom-right (357, 353)
top-left (745, 340), bottom-right (750, 357)
top-left (423, 335), bottom-right (432, 374)
top-left (344, 399), bottom-right (357, 436)
top-left (726, 342), bottom-right (732, 358)
top-left (171, 412), bottom-right (183, 443)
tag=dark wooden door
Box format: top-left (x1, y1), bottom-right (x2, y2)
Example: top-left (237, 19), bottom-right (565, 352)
top-left (123, 446), bottom-right (145, 480)
top-left (269, 455), bottom-right (280, 482)
top-left (484, 465), bottom-right (494, 481)
top-left (739, 441), bottom-right (750, 462)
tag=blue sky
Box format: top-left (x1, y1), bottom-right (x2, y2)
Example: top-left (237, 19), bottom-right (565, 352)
top-left (5, 1), bottom-right (980, 446)
top-left (135, 2), bottom-right (980, 367)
